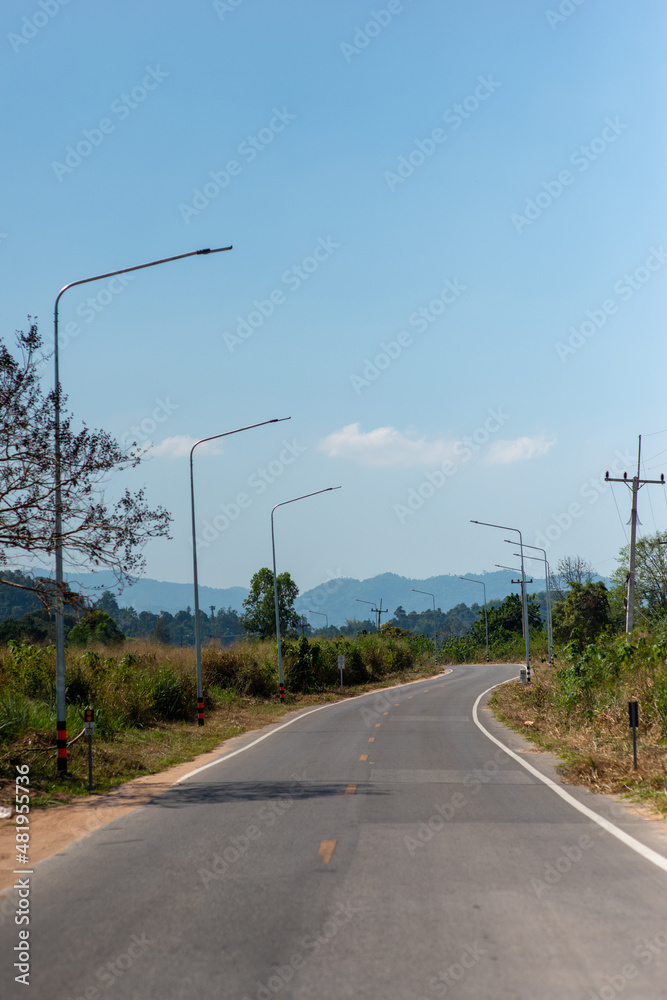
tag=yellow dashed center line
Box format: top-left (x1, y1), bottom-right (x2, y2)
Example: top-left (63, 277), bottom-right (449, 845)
top-left (318, 840), bottom-right (337, 864)
top-left (359, 754), bottom-right (368, 761)
top-left (345, 784), bottom-right (357, 795)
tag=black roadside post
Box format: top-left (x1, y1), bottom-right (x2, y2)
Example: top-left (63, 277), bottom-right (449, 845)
top-left (628, 701), bottom-right (639, 770)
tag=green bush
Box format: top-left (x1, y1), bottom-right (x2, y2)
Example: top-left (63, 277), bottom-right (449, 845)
top-left (67, 611), bottom-right (125, 647)
top-left (4, 641), bottom-right (56, 699)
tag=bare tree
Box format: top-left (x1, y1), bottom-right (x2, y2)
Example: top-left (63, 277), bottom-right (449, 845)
top-left (551, 556), bottom-right (595, 602)
top-left (0, 322), bottom-right (171, 605)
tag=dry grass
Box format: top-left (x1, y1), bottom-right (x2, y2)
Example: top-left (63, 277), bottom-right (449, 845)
top-left (491, 657), bottom-right (667, 814)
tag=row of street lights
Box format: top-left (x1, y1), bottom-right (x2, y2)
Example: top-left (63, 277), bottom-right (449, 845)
top-left (470, 521), bottom-right (555, 679)
top-left (471, 521), bottom-right (531, 681)
top-left (52, 243), bottom-right (341, 770)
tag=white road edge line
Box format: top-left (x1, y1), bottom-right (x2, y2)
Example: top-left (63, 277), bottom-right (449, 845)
top-left (175, 671), bottom-right (453, 784)
top-left (472, 679), bottom-right (667, 875)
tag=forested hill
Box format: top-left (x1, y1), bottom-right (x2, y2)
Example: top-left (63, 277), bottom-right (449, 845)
top-left (0, 568), bottom-right (607, 633)
top-left (295, 570), bottom-right (550, 626)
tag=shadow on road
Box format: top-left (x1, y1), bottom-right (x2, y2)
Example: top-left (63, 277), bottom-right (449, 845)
top-left (149, 780), bottom-right (387, 807)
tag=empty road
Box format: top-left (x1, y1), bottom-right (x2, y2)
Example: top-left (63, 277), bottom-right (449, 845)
top-left (2, 663), bottom-right (667, 999)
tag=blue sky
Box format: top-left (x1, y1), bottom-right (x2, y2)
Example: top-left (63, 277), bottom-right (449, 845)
top-left (2, 0), bottom-right (667, 601)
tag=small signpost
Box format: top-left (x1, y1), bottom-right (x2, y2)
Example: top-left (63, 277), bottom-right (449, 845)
top-left (628, 701), bottom-right (639, 770)
top-left (83, 708), bottom-right (94, 791)
top-left (337, 654), bottom-right (345, 688)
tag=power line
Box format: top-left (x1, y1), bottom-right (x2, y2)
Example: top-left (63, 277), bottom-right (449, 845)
top-left (642, 454), bottom-right (659, 534)
top-left (610, 483), bottom-right (628, 543)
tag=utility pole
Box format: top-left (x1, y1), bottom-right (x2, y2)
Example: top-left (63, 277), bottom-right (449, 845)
top-left (605, 436), bottom-right (664, 634)
top-left (374, 598), bottom-right (390, 632)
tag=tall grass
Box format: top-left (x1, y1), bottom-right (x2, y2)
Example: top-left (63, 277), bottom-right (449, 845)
top-left (0, 632), bottom-right (427, 746)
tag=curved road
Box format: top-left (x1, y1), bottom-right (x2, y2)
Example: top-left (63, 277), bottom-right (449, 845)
top-left (2, 664), bottom-right (667, 998)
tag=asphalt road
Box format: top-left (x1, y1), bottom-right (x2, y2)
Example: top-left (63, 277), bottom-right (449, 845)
top-left (2, 663), bottom-right (667, 999)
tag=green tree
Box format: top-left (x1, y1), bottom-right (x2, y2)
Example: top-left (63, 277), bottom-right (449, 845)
top-left (611, 531), bottom-right (667, 623)
top-left (468, 592), bottom-right (542, 646)
top-left (240, 567), bottom-right (300, 638)
top-left (552, 581), bottom-right (613, 651)
top-left (67, 610), bottom-right (125, 646)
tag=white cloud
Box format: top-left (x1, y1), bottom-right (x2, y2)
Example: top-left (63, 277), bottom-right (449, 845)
top-left (149, 435), bottom-right (223, 459)
top-left (485, 435), bottom-right (556, 465)
top-left (317, 423), bottom-right (458, 468)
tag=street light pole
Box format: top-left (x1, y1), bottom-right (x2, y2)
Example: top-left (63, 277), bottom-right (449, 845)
top-left (458, 577), bottom-right (488, 662)
top-left (506, 540), bottom-right (553, 665)
top-left (307, 610), bottom-right (329, 632)
top-left (271, 487), bottom-right (341, 701)
top-left (190, 417), bottom-right (290, 725)
top-left (471, 520), bottom-right (531, 682)
top-left (410, 588), bottom-right (437, 666)
top-left (53, 245), bottom-right (232, 772)
top-left (355, 598), bottom-right (377, 632)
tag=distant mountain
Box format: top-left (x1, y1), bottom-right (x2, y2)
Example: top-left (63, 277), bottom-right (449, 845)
top-left (294, 570), bottom-right (555, 628)
top-left (6, 567), bottom-right (607, 628)
top-left (61, 571), bottom-right (248, 616)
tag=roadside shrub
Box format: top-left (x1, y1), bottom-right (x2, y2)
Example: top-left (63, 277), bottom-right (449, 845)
top-left (68, 610), bottom-right (125, 647)
top-left (0, 690), bottom-right (33, 742)
top-left (4, 641), bottom-right (55, 699)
